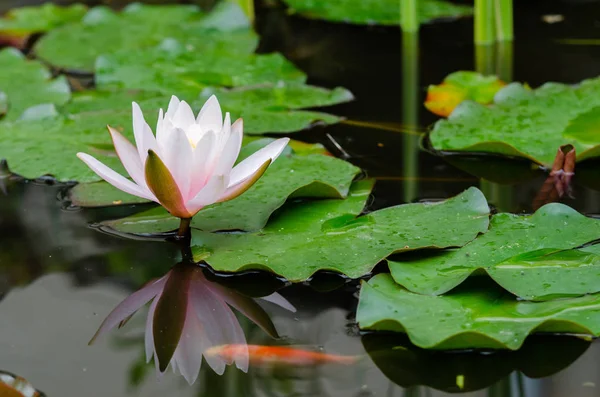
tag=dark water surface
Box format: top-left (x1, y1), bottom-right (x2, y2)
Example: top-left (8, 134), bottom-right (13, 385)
top-left (2, 0), bottom-right (600, 396)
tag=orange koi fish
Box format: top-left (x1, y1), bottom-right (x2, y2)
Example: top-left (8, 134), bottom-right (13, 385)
top-left (0, 371), bottom-right (43, 397)
top-left (206, 344), bottom-right (359, 366)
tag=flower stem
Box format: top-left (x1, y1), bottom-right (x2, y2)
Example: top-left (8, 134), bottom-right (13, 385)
top-left (400, 0), bottom-right (418, 33)
top-left (494, 0), bottom-right (513, 42)
top-left (177, 218), bottom-right (191, 238)
top-left (475, 0), bottom-right (495, 44)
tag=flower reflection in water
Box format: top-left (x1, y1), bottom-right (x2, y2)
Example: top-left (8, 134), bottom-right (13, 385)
top-left (90, 262), bottom-right (295, 384)
top-left (0, 370), bottom-right (45, 397)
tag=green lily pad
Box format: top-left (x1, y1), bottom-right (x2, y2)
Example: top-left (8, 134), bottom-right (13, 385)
top-left (0, 92), bottom-right (7, 117)
top-left (0, 48), bottom-right (70, 120)
top-left (487, 247), bottom-right (600, 300)
top-left (282, 0), bottom-right (472, 26)
top-left (96, 39), bottom-right (305, 97)
top-left (363, 333), bottom-right (589, 392)
top-left (357, 273), bottom-right (600, 350)
top-left (0, 90), bottom-right (168, 182)
top-left (388, 203), bottom-right (600, 298)
top-left (33, 2), bottom-right (254, 72)
top-left (0, 3), bottom-right (87, 37)
top-left (189, 185), bottom-right (489, 281)
top-left (195, 83), bottom-right (353, 134)
top-left (430, 78), bottom-right (600, 166)
top-left (425, 71), bottom-right (506, 117)
top-left (97, 154), bottom-right (360, 233)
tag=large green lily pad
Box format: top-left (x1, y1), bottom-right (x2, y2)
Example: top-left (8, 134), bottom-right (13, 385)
top-left (282, 0), bottom-right (472, 26)
top-left (430, 78), bottom-right (600, 166)
top-left (389, 203), bottom-right (600, 298)
top-left (0, 48), bottom-right (70, 120)
top-left (33, 2), bottom-right (254, 72)
top-left (0, 3), bottom-right (87, 37)
top-left (190, 185), bottom-right (489, 281)
top-left (357, 273), bottom-right (600, 350)
top-left (194, 83), bottom-right (353, 134)
top-left (96, 153), bottom-right (361, 233)
top-left (0, 90), bottom-right (166, 182)
top-left (363, 333), bottom-right (589, 392)
top-left (96, 39), bottom-right (305, 97)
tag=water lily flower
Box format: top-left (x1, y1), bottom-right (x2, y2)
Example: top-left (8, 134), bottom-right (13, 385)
top-left (90, 262), bottom-right (295, 385)
top-left (77, 95), bottom-right (289, 232)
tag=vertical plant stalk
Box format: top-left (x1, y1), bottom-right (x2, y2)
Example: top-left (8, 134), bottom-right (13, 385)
top-left (402, 31), bottom-right (419, 202)
top-left (177, 217), bottom-right (192, 238)
top-left (400, 0), bottom-right (418, 32)
top-left (475, 0), bottom-right (495, 44)
top-left (496, 41), bottom-right (513, 81)
top-left (494, 0), bottom-right (514, 41)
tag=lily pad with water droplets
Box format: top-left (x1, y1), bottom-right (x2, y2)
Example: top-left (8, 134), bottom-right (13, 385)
top-left (0, 48), bottom-right (70, 120)
top-left (190, 185), bottom-right (490, 282)
top-left (96, 39), bottom-right (305, 98)
top-left (34, 2), bottom-right (255, 72)
top-left (96, 153), bottom-right (360, 234)
top-left (357, 273), bottom-right (600, 350)
top-left (388, 203), bottom-right (600, 298)
top-left (0, 3), bottom-right (87, 38)
top-left (430, 78), bottom-right (600, 166)
top-left (194, 83), bottom-right (354, 134)
top-left (281, 0), bottom-right (472, 26)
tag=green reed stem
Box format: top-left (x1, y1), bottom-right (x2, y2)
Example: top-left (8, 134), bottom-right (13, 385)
top-left (400, 0), bottom-right (418, 32)
top-left (475, 0), bottom-right (495, 44)
top-left (402, 31), bottom-right (419, 202)
top-left (494, 0), bottom-right (513, 41)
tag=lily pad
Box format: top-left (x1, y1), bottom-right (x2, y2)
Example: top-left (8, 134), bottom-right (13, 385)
top-left (33, 2), bottom-right (254, 72)
top-left (357, 273), bottom-right (600, 350)
top-left (96, 39), bottom-right (305, 97)
top-left (0, 92), bottom-right (7, 117)
top-left (388, 203), bottom-right (600, 298)
top-left (195, 83), bottom-right (354, 134)
top-left (0, 3), bottom-right (87, 37)
top-left (0, 48), bottom-right (70, 120)
top-left (282, 0), bottom-right (472, 26)
top-left (363, 333), bottom-right (590, 392)
top-left (0, 90), bottom-right (168, 182)
top-left (98, 154), bottom-right (361, 233)
top-left (189, 185), bottom-right (489, 281)
top-left (430, 78), bottom-right (600, 166)
top-left (425, 71), bottom-right (506, 117)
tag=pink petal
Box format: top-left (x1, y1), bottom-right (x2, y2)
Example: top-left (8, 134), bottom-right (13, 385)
top-left (107, 125), bottom-right (148, 190)
top-left (196, 95), bottom-right (223, 131)
top-left (172, 302), bottom-right (205, 384)
top-left (77, 153), bottom-right (156, 201)
top-left (259, 292), bottom-right (297, 313)
top-left (90, 277), bottom-right (167, 344)
top-left (189, 131), bottom-right (216, 198)
top-left (217, 160), bottom-right (270, 203)
top-left (185, 174), bottom-right (228, 215)
top-left (213, 115), bottom-right (242, 176)
top-left (145, 295), bottom-right (160, 363)
top-left (161, 128), bottom-right (193, 200)
top-left (132, 102), bottom-right (158, 164)
top-left (229, 138), bottom-right (289, 186)
top-left (172, 100), bottom-right (196, 130)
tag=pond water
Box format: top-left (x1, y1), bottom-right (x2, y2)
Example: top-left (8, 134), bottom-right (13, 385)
top-left (2, 0), bottom-right (600, 396)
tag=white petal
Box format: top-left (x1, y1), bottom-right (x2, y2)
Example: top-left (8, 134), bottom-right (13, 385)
top-left (196, 95), bottom-right (222, 131)
top-left (145, 295), bottom-right (160, 363)
top-left (213, 116), bottom-right (242, 176)
top-left (172, 100), bottom-right (196, 130)
top-left (161, 128), bottom-right (193, 200)
top-left (185, 174), bottom-right (228, 215)
top-left (259, 292), bottom-right (297, 312)
top-left (132, 102), bottom-right (158, 164)
top-left (229, 138), bottom-right (289, 186)
top-left (172, 303), bottom-right (204, 385)
top-left (155, 108), bottom-right (164, 138)
top-left (189, 131), bottom-right (216, 198)
top-left (165, 95), bottom-right (180, 120)
top-left (91, 277), bottom-right (166, 344)
top-left (108, 126), bottom-right (148, 190)
top-left (77, 153), bottom-right (157, 201)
